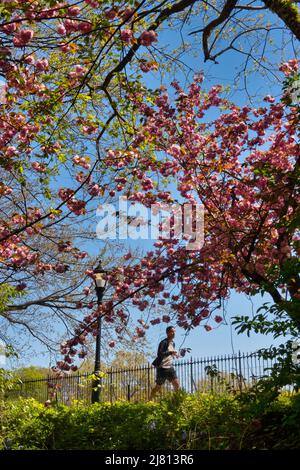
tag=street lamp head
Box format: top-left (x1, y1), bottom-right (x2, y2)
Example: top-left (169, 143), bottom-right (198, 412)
top-left (93, 260), bottom-right (107, 291)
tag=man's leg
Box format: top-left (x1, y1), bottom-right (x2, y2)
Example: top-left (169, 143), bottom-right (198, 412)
top-left (149, 384), bottom-right (162, 400)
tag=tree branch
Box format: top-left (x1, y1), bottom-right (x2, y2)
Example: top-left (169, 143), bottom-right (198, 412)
top-left (263, 0), bottom-right (300, 41)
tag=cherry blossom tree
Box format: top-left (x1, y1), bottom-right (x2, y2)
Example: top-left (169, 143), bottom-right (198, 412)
top-left (54, 61), bottom-right (299, 372)
top-left (0, 1), bottom-right (299, 369)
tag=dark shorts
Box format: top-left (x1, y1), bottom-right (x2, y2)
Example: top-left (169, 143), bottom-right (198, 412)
top-left (156, 367), bottom-right (177, 385)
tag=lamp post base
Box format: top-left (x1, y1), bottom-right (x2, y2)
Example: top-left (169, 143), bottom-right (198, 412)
top-left (91, 372), bottom-right (101, 404)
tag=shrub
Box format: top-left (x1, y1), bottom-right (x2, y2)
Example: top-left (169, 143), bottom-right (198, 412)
top-left (0, 391), bottom-right (299, 450)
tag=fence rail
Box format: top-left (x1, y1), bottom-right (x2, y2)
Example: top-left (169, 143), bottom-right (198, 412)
top-left (5, 351), bottom-right (279, 405)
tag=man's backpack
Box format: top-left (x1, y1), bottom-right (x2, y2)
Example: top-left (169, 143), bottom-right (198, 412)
top-left (152, 357), bottom-right (161, 368)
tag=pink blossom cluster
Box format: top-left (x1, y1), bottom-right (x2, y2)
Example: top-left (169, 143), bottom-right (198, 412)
top-left (35, 59), bottom-right (49, 71)
top-left (67, 198), bottom-right (86, 216)
top-left (72, 155), bottom-right (90, 169)
top-left (60, 19), bottom-right (92, 35)
top-left (58, 188), bottom-right (75, 201)
top-left (139, 61), bottom-right (158, 73)
top-left (85, 0), bottom-right (99, 7)
top-left (120, 29), bottom-right (133, 44)
top-left (69, 65), bottom-right (88, 79)
top-left (139, 30), bottom-right (157, 47)
top-left (279, 59), bottom-right (299, 77)
top-left (13, 29), bottom-right (34, 47)
top-left (32, 161), bottom-right (47, 172)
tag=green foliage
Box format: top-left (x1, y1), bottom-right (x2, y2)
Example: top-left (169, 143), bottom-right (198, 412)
top-left (0, 345), bottom-right (19, 399)
top-left (12, 366), bottom-right (50, 382)
top-left (0, 369), bottom-right (14, 399)
top-left (1, 391), bottom-right (300, 450)
top-left (232, 304), bottom-right (298, 338)
top-left (0, 284), bottom-right (25, 314)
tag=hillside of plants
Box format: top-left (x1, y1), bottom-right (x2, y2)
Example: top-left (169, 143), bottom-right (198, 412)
top-left (1, 389), bottom-right (300, 450)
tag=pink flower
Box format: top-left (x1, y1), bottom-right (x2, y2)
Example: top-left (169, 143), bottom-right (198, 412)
top-left (85, 0), bottom-right (99, 7)
top-left (16, 283), bottom-right (27, 291)
top-left (279, 59), bottom-right (299, 76)
top-left (192, 316), bottom-right (201, 326)
top-left (13, 29), bottom-right (34, 46)
top-left (136, 327), bottom-right (145, 337)
top-left (120, 29), bottom-right (133, 44)
top-left (280, 245), bottom-right (291, 255)
top-left (167, 144), bottom-right (181, 157)
top-left (121, 8), bottom-right (134, 22)
top-left (204, 325), bottom-right (212, 332)
top-left (57, 24), bottom-right (66, 35)
top-left (69, 65), bottom-right (87, 79)
top-left (68, 6), bottom-right (81, 16)
top-left (140, 61), bottom-right (158, 73)
top-left (214, 315), bottom-right (223, 323)
top-left (0, 184), bottom-right (12, 196)
top-left (58, 188), bottom-right (74, 201)
top-left (67, 198), bottom-right (86, 215)
top-left (3, 22), bottom-right (17, 34)
top-left (5, 146), bottom-right (17, 157)
top-left (82, 124), bottom-right (97, 134)
top-left (36, 59), bottom-right (49, 71)
top-left (179, 348), bottom-right (192, 357)
top-left (200, 309), bottom-right (209, 318)
top-left (72, 155), bottom-right (90, 169)
top-left (88, 184), bottom-right (101, 196)
top-left (140, 30), bottom-right (157, 47)
top-left (83, 287), bottom-right (91, 296)
top-left (105, 9), bottom-right (118, 20)
top-left (32, 162), bottom-right (47, 172)
top-left (264, 95), bottom-right (275, 103)
top-left (24, 54), bottom-right (35, 64)
top-left (55, 263), bottom-right (68, 273)
top-left (150, 318), bottom-right (161, 325)
top-left (78, 22), bottom-right (92, 33)
top-left (59, 42), bottom-right (71, 52)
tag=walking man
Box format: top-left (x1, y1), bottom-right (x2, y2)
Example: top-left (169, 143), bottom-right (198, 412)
top-left (150, 326), bottom-right (180, 400)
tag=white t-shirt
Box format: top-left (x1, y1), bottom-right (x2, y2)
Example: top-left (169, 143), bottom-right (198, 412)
top-left (160, 340), bottom-right (176, 368)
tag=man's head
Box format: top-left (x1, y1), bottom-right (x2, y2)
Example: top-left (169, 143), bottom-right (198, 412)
top-left (166, 326), bottom-right (176, 340)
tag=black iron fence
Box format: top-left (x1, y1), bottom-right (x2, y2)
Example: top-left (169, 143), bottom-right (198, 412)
top-left (5, 351), bottom-right (279, 405)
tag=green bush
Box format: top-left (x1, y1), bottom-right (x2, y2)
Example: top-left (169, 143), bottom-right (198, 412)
top-left (0, 391), bottom-right (300, 450)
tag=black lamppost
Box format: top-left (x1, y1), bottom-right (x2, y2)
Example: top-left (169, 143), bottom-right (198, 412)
top-left (91, 260), bottom-right (107, 404)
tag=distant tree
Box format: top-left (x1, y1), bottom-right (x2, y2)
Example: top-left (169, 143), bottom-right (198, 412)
top-left (12, 365), bottom-right (50, 381)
